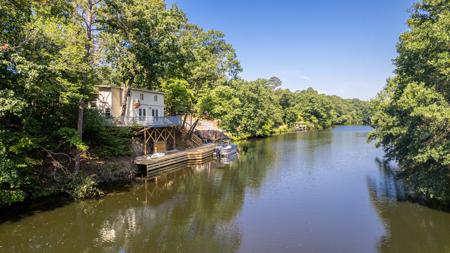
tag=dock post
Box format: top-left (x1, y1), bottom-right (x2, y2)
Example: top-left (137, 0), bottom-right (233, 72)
top-left (144, 130), bottom-right (147, 155)
top-left (173, 127), bottom-right (176, 149)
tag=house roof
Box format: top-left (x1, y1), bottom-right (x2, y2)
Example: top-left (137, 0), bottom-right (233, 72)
top-left (130, 87), bottom-right (164, 95)
top-left (96, 85), bottom-right (164, 95)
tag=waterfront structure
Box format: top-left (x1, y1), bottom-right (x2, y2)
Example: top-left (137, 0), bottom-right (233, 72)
top-left (92, 85), bottom-right (180, 127)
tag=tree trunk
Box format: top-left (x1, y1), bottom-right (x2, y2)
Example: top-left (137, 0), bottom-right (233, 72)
top-left (120, 85), bottom-right (130, 117)
top-left (74, 100), bottom-right (84, 174)
top-left (120, 72), bottom-right (135, 124)
top-left (74, 0), bottom-right (95, 173)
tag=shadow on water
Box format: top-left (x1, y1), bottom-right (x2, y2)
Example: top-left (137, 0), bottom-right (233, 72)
top-left (1, 126), bottom-right (449, 253)
top-left (367, 158), bottom-right (450, 253)
top-left (0, 195), bottom-right (73, 224)
top-left (367, 158), bottom-right (405, 201)
top-left (0, 138), bottom-right (276, 253)
top-left (0, 183), bottom-right (135, 225)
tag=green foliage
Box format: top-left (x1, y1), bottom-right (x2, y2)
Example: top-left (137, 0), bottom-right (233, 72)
top-left (0, 0), bottom-right (371, 207)
top-left (100, 0), bottom-right (241, 94)
top-left (228, 79), bottom-right (283, 139)
top-left (68, 175), bottom-right (104, 200)
top-left (199, 78), bottom-right (370, 139)
top-left (370, 0), bottom-right (450, 204)
top-left (58, 128), bottom-right (88, 152)
top-left (199, 79), bottom-right (282, 139)
top-left (197, 85), bottom-right (236, 119)
top-left (265, 76), bottom-right (283, 90)
top-left (100, 0), bottom-right (188, 89)
top-left (180, 28), bottom-right (242, 95)
top-left (275, 87), bottom-right (370, 130)
top-left (0, 154), bottom-right (27, 206)
top-left (161, 79), bottom-right (193, 115)
top-left (1, 0), bottom-right (80, 206)
top-left (83, 110), bottom-right (133, 157)
top-left (283, 107), bottom-right (299, 128)
top-left (294, 88), bottom-right (333, 129)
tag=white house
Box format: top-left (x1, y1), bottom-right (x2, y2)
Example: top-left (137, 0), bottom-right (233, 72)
top-left (92, 85), bottom-right (178, 127)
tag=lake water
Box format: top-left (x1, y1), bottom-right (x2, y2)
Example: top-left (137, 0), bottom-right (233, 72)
top-left (0, 126), bottom-right (449, 253)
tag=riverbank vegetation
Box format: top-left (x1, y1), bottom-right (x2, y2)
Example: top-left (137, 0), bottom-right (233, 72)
top-left (1, 0), bottom-right (369, 207)
top-left (369, 0), bottom-right (450, 206)
top-left (198, 80), bottom-right (371, 139)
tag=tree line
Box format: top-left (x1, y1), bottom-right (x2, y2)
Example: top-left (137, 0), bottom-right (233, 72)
top-left (197, 79), bottom-right (371, 139)
top-left (0, 0), bottom-right (369, 206)
top-left (369, 0), bottom-right (449, 206)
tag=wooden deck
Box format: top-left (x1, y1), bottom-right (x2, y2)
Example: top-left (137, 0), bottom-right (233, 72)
top-left (134, 144), bottom-right (217, 178)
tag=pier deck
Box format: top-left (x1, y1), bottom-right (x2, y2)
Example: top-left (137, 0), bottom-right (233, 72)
top-left (134, 144), bottom-right (217, 178)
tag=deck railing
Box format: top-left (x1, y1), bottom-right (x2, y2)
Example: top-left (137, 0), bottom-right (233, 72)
top-left (107, 116), bottom-right (182, 128)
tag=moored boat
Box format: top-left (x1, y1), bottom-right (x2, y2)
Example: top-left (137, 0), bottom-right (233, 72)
top-left (214, 143), bottom-right (238, 158)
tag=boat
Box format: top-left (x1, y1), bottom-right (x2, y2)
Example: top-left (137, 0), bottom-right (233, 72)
top-left (147, 152), bottom-right (165, 159)
top-left (220, 153), bottom-right (238, 164)
top-left (214, 143), bottom-right (238, 158)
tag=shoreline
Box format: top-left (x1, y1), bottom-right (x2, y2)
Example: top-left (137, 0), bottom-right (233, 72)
top-left (2, 126), bottom-right (447, 222)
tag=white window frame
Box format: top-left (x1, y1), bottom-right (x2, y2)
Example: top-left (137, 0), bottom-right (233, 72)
top-left (139, 108), bottom-right (146, 121)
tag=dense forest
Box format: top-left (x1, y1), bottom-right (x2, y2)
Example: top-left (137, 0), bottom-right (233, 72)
top-left (197, 80), bottom-right (371, 139)
top-left (0, 0), bottom-right (370, 206)
top-left (369, 0), bottom-right (449, 205)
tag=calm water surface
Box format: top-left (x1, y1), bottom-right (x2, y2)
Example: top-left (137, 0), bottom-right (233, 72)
top-left (1, 126), bottom-right (449, 253)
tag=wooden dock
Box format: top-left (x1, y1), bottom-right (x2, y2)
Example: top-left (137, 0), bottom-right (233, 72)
top-left (134, 144), bottom-right (217, 178)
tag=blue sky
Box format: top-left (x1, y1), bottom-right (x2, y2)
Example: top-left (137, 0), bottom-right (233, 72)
top-left (166, 0), bottom-right (416, 100)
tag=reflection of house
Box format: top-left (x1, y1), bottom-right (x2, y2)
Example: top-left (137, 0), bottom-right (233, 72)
top-left (92, 86), bottom-right (181, 127)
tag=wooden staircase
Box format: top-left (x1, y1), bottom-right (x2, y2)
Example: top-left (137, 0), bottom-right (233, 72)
top-left (180, 116), bottom-right (203, 147)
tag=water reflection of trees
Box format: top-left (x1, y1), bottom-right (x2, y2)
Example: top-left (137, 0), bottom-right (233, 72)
top-left (0, 139), bottom-right (277, 252)
top-left (93, 138), bottom-right (277, 253)
top-left (367, 158), bottom-right (450, 253)
top-left (367, 158), bottom-right (405, 201)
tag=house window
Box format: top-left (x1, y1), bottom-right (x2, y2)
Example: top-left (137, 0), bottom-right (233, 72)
top-left (151, 109), bottom-right (159, 118)
top-left (140, 93), bottom-right (144, 100)
top-left (154, 95), bottom-right (158, 102)
top-left (105, 108), bottom-right (111, 117)
top-left (139, 108), bottom-right (146, 121)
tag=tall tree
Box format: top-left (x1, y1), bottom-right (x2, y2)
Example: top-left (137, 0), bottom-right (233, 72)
top-left (0, 0), bottom-right (94, 204)
top-left (265, 76), bottom-right (282, 90)
top-left (73, 0), bottom-right (101, 172)
top-left (161, 79), bottom-right (193, 115)
top-left (370, 0), bottom-right (450, 203)
top-left (179, 26), bottom-right (242, 96)
top-left (101, 0), bottom-right (188, 122)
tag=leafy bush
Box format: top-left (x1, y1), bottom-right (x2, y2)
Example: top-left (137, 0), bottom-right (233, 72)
top-left (68, 176), bottom-right (104, 200)
top-left (0, 153), bottom-right (28, 206)
top-left (84, 110), bottom-right (133, 158)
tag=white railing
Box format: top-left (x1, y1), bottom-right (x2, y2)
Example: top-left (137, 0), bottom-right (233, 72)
top-left (121, 116), bottom-right (182, 127)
